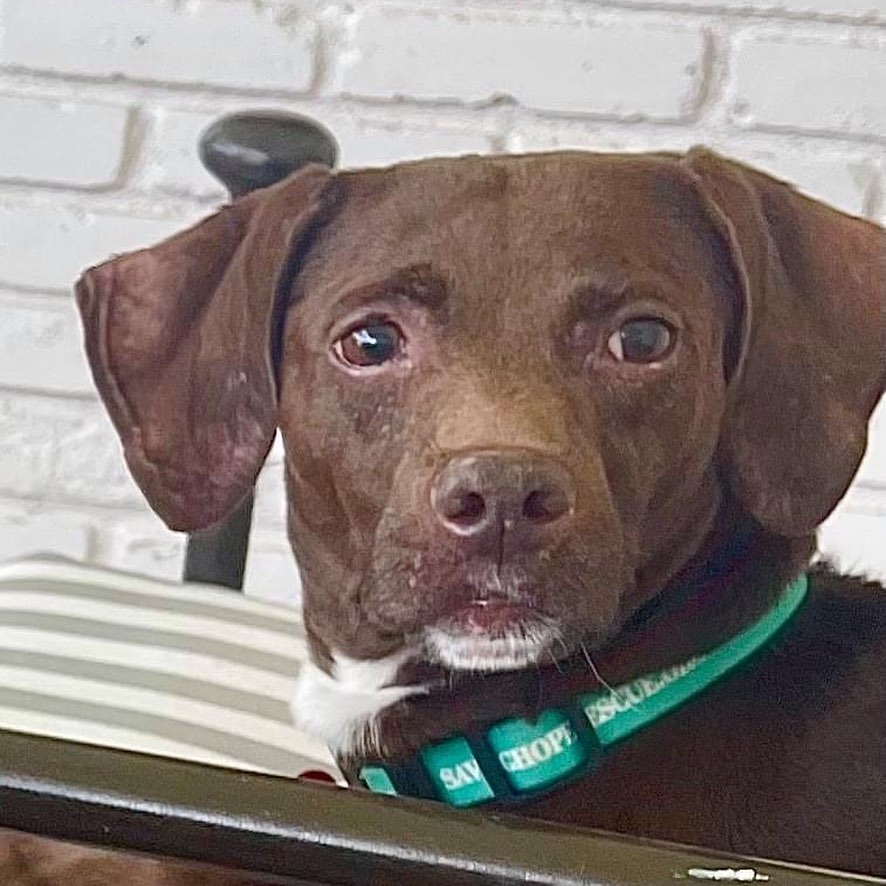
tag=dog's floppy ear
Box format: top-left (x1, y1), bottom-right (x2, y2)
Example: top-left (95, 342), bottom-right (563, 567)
top-left (683, 148), bottom-right (885, 537)
top-left (76, 165), bottom-right (332, 531)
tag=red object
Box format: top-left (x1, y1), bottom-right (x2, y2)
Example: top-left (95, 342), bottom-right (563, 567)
top-left (298, 769), bottom-right (339, 785)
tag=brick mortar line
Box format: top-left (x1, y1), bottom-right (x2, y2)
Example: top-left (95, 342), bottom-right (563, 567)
top-left (0, 286), bottom-right (81, 303)
top-left (0, 383), bottom-right (98, 404)
top-left (0, 490), bottom-right (294, 535)
top-left (721, 120), bottom-right (886, 147)
top-left (0, 490), bottom-right (150, 519)
top-left (1, 71), bottom-right (883, 148)
top-left (0, 64), bottom-right (320, 103)
top-left (0, 77), bottom-right (511, 135)
top-left (583, 0), bottom-right (884, 26)
top-left (1, 87), bottom-right (883, 152)
top-left (384, 0), bottom-right (885, 24)
top-left (0, 281), bottom-right (78, 298)
top-left (0, 377), bottom-right (92, 405)
top-left (354, 1), bottom-right (885, 29)
top-left (112, 107), bottom-right (152, 192)
top-left (0, 184), bottom-right (214, 219)
top-left (0, 492), bottom-right (169, 524)
top-left (864, 165), bottom-right (885, 218)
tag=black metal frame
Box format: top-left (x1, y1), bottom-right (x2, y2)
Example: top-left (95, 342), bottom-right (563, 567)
top-left (183, 111), bottom-right (338, 591)
top-left (1, 730), bottom-right (864, 886)
top-left (184, 492), bottom-right (255, 589)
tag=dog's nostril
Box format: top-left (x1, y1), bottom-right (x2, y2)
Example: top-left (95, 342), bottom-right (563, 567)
top-left (433, 455), bottom-right (575, 538)
top-left (523, 488), bottom-right (570, 523)
top-left (444, 491), bottom-right (487, 527)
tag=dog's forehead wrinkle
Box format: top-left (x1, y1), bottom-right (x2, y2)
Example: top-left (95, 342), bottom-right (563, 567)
top-left (311, 262), bottom-right (451, 317)
top-left (308, 156), bottom-right (703, 295)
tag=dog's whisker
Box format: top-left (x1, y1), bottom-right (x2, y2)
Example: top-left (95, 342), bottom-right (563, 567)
top-left (546, 649), bottom-right (564, 674)
top-left (580, 641), bottom-right (625, 701)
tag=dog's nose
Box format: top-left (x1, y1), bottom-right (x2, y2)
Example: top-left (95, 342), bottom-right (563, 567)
top-left (431, 451), bottom-right (575, 544)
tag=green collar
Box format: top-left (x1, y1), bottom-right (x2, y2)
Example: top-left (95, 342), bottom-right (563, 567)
top-left (358, 574), bottom-right (809, 807)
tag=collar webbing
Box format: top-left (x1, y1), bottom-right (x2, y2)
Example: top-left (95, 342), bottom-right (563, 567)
top-left (358, 574), bottom-right (808, 807)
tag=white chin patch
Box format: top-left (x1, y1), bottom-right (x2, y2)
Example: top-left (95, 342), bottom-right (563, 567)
top-left (423, 621), bottom-right (560, 672)
top-left (291, 649), bottom-right (426, 757)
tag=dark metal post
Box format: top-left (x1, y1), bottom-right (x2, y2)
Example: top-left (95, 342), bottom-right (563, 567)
top-left (183, 112), bottom-right (338, 590)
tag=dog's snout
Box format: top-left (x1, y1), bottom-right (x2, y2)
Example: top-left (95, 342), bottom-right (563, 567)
top-left (431, 452), bottom-right (575, 543)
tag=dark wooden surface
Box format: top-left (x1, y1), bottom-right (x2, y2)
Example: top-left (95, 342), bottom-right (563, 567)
top-left (0, 729), bottom-right (870, 886)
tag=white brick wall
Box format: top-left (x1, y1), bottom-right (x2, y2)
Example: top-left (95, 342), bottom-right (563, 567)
top-left (0, 0), bottom-right (883, 604)
top-left (341, 10), bottom-right (707, 120)
top-left (0, 94), bottom-right (130, 186)
top-left (1, 0), bottom-right (316, 91)
top-left (731, 35), bottom-right (885, 137)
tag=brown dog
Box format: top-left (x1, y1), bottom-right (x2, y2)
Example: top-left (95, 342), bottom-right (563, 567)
top-left (0, 830), bottom-right (260, 886)
top-left (13, 149), bottom-right (886, 882)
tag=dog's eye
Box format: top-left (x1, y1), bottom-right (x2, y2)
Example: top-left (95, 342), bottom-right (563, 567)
top-left (335, 322), bottom-right (405, 367)
top-left (607, 319), bottom-right (673, 363)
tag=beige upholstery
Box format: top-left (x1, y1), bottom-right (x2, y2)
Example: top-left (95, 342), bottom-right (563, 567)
top-left (0, 557), bottom-right (340, 781)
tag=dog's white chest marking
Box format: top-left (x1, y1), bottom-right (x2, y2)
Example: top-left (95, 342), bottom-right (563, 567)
top-left (291, 650), bottom-right (426, 756)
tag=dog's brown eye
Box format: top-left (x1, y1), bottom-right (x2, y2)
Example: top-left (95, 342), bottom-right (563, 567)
top-left (608, 319), bottom-right (673, 363)
top-left (336, 322), bottom-right (405, 367)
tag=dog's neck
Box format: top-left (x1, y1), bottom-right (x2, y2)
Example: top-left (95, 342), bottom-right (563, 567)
top-left (293, 511), bottom-right (815, 769)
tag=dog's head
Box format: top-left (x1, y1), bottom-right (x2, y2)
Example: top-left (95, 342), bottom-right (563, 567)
top-left (77, 151), bottom-right (884, 677)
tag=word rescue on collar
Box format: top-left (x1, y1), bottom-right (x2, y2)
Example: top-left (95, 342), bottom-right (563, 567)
top-left (358, 574), bottom-right (809, 807)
